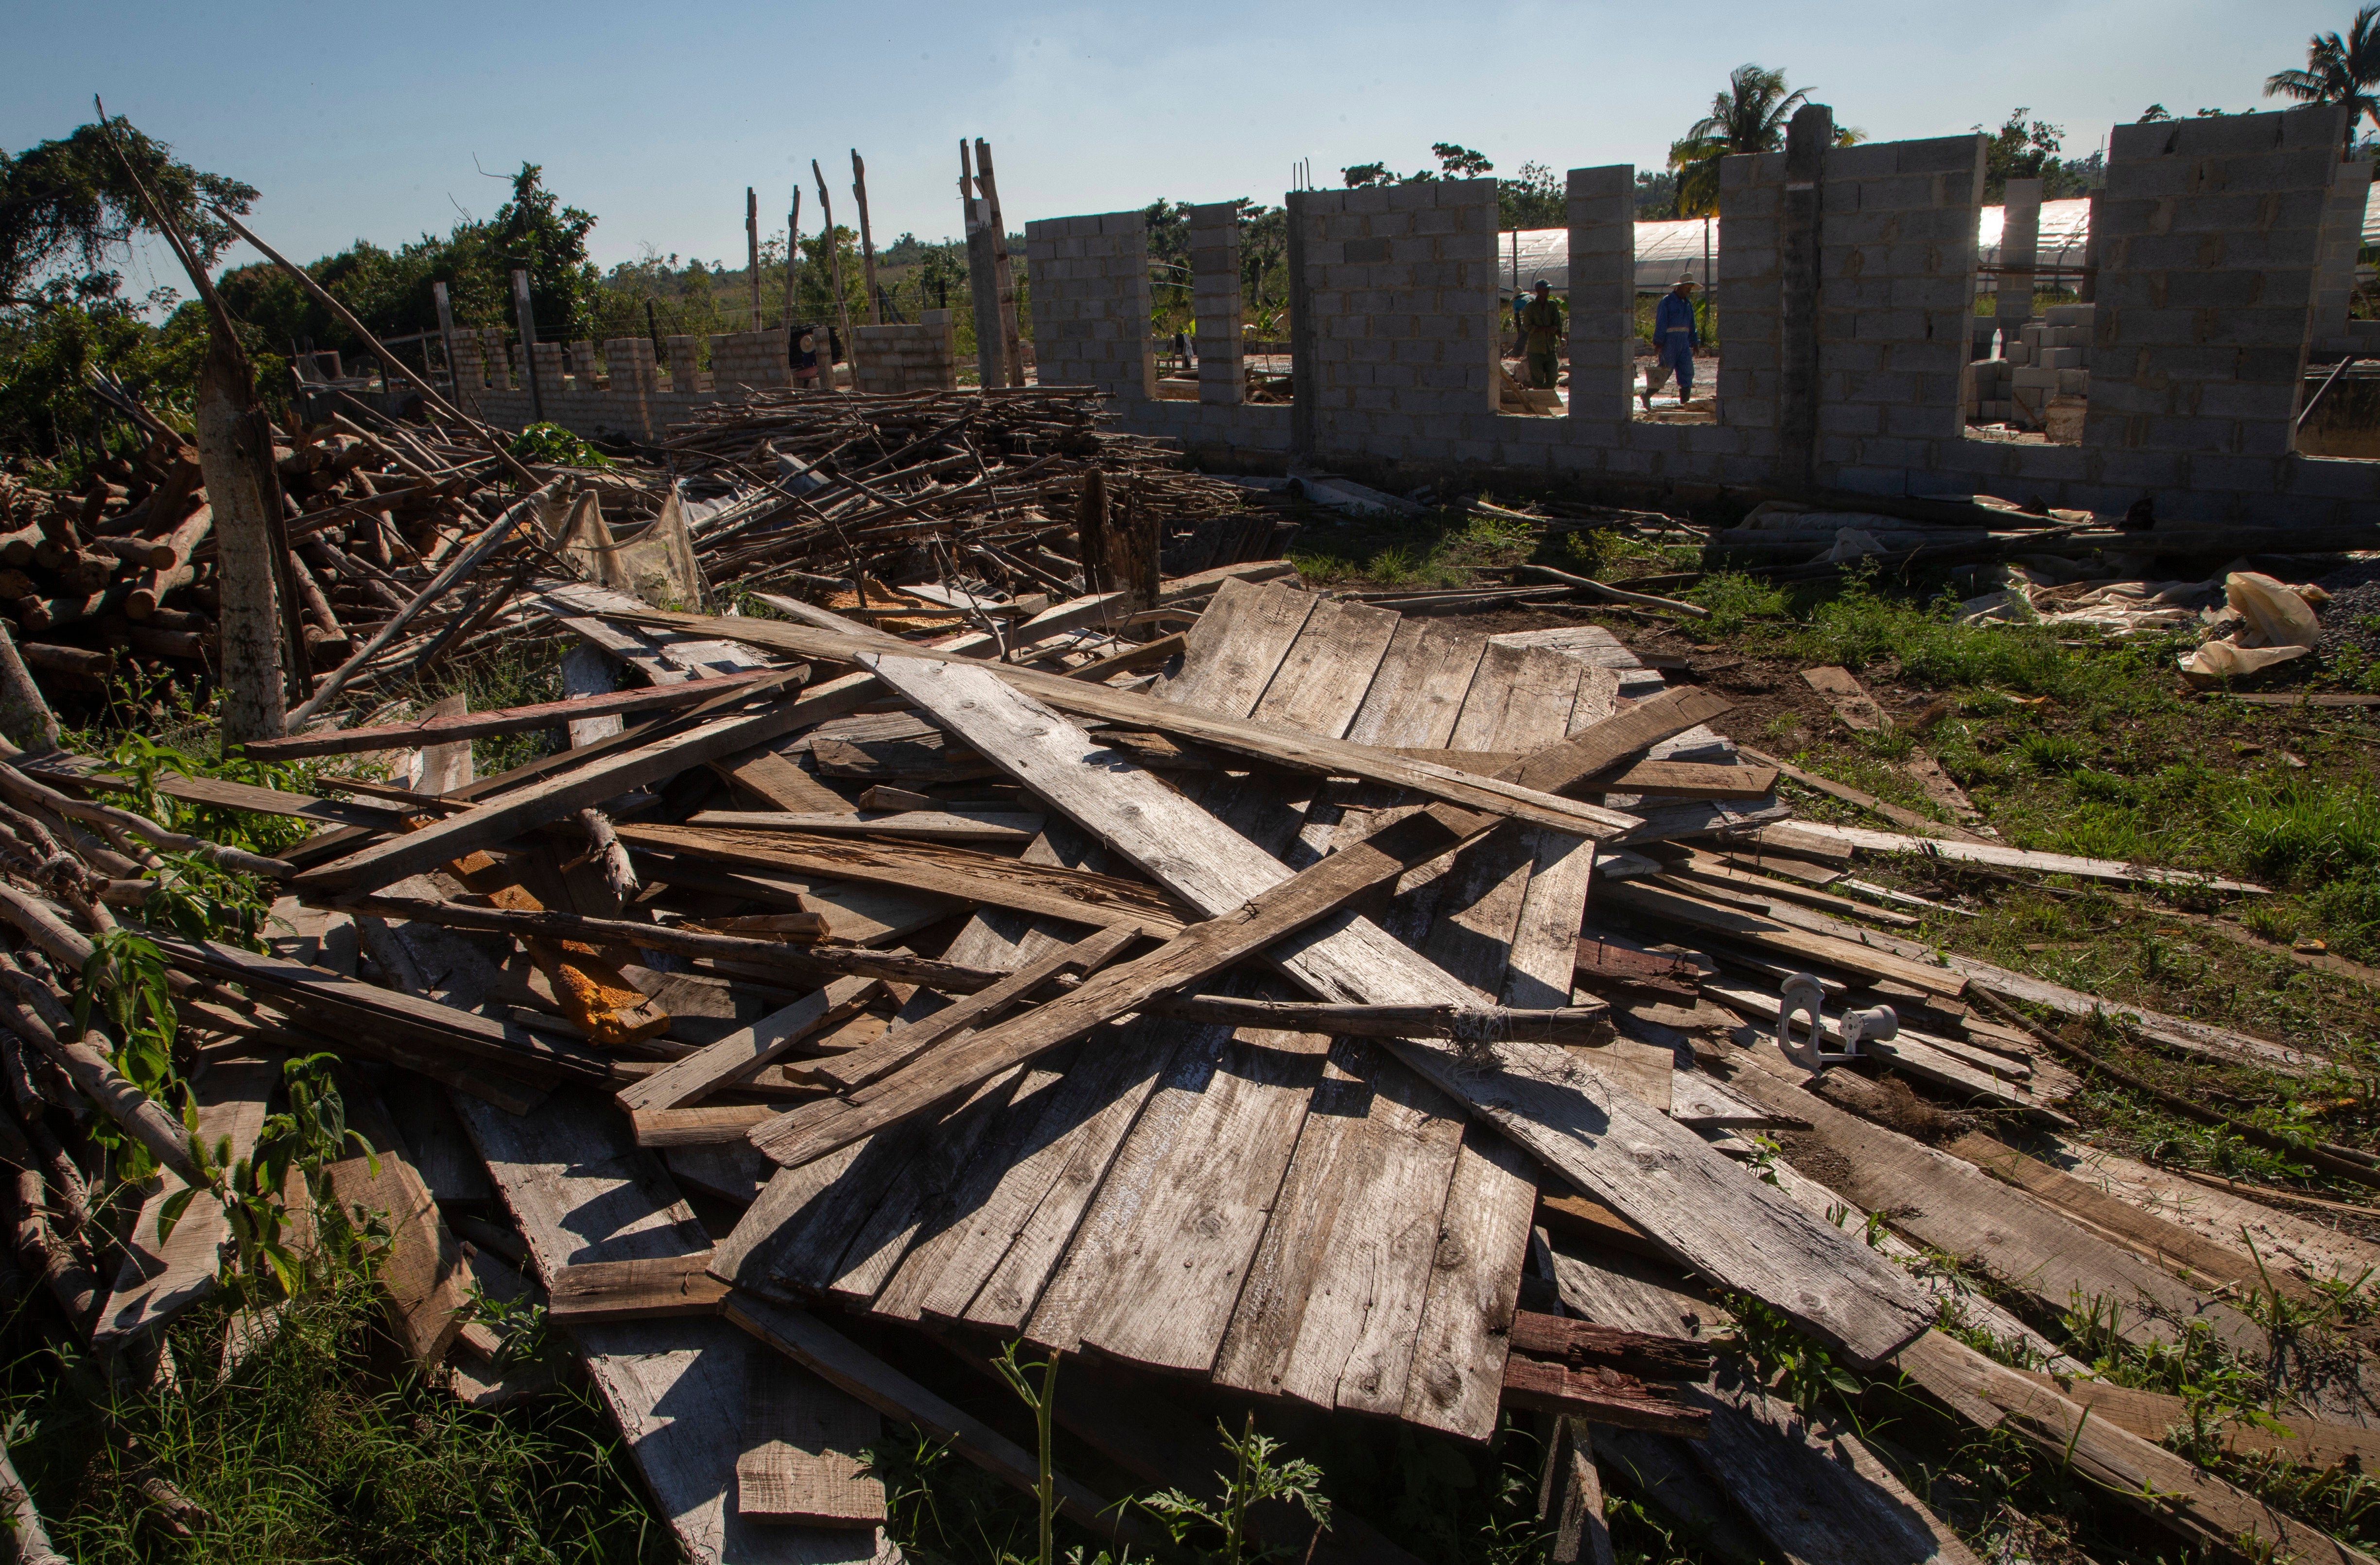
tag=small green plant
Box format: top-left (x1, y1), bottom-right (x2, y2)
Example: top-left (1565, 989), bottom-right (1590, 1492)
top-left (1136, 1412), bottom-right (1332, 1565)
top-left (1721, 1295), bottom-right (1859, 1414)
top-left (73, 924), bottom-right (179, 1121)
top-left (990, 1339), bottom-right (1062, 1565)
top-left (507, 420), bottom-right (614, 468)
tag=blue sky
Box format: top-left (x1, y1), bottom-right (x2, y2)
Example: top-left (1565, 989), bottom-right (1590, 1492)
top-left (0, 0), bottom-right (2355, 294)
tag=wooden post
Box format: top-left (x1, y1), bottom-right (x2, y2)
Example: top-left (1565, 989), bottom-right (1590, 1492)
top-left (746, 185), bottom-right (763, 332)
top-left (851, 150), bottom-right (881, 326)
top-left (1780, 104), bottom-right (1830, 495)
top-left (783, 186), bottom-right (802, 328)
top-left (973, 138), bottom-right (1026, 386)
top-left (510, 268), bottom-right (545, 423)
top-left (960, 141), bottom-right (1006, 389)
top-left (812, 160), bottom-right (857, 390)
top-left (432, 281), bottom-right (463, 410)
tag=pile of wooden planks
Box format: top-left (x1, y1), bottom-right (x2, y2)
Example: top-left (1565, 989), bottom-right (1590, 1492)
top-left (4, 540), bottom-right (2368, 1565)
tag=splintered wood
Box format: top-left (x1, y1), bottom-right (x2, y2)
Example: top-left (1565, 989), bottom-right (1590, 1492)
top-left (14, 458), bottom-right (2354, 1565)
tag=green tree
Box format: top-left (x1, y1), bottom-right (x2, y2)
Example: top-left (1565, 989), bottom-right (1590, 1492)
top-left (486, 162), bottom-right (599, 340)
top-left (1977, 108), bottom-right (2063, 200)
top-left (1634, 169), bottom-right (1679, 219)
top-left (1668, 64), bottom-right (1811, 216)
top-left (0, 116), bottom-right (256, 308)
top-left (1497, 162), bottom-right (1563, 229)
top-left (2265, 4), bottom-right (2380, 151)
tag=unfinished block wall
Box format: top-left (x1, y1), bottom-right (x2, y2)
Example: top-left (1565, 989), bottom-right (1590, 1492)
top-left (708, 329), bottom-right (790, 393)
top-left (666, 336), bottom-right (702, 394)
top-left (854, 311), bottom-right (958, 393)
top-left (1816, 134), bottom-right (1987, 490)
top-left (1297, 178), bottom-right (1500, 457)
top-left (1712, 151), bottom-right (1788, 442)
top-left (2085, 104), bottom-right (2343, 479)
top-left (1024, 210), bottom-right (1155, 400)
top-left (1189, 202), bottom-right (1244, 405)
top-left (1564, 166), bottom-right (1635, 426)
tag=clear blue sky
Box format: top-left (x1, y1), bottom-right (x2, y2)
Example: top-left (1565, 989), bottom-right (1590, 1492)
top-left (0, 0), bottom-right (2354, 294)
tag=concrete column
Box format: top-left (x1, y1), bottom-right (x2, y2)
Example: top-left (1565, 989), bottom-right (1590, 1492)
top-left (1780, 103), bottom-right (1832, 493)
top-left (1286, 190), bottom-right (1317, 463)
top-left (1189, 201), bottom-right (1245, 405)
top-left (1997, 176), bottom-right (2043, 339)
top-left (1564, 165), bottom-right (1636, 425)
top-left (665, 335), bottom-right (699, 395)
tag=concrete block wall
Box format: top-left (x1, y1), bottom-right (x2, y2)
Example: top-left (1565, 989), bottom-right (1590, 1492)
top-left (1816, 133), bottom-right (1987, 491)
top-left (2311, 160), bottom-right (2373, 355)
top-left (708, 329), bottom-right (790, 393)
top-left (1189, 202), bottom-right (1245, 405)
top-left (666, 336), bottom-right (703, 395)
top-left (1024, 210), bottom-right (1155, 400)
top-left (567, 340), bottom-right (598, 388)
top-left (1713, 151), bottom-right (1787, 439)
top-left (854, 311), bottom-right (958, 392)
top-left (2084, 104), bottom-right (2343, 473)
top-left (1298, 177), bottom-right (1501, 458)
top-left (1564, 166), bottom-right (1636, 425)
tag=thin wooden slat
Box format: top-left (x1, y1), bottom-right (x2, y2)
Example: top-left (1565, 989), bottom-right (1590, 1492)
top-left (1247, 594), bottom-right (1400, 738)
top-left (1394, 1123), bottom-right (1539, 1434)
top-left (614, 976), bottom-right (877, 1114)
top-left (683, 810), bottom-right (1044, 845)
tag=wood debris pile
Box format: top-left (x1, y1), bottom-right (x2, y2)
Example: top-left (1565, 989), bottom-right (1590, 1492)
top-left (2, 541), bottom-right (2374, 1565)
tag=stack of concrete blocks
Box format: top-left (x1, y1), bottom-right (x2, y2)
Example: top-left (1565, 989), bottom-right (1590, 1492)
top-left (1296, 178), bottom-right (1500, 460)
top-left (2310, 159), bottom-right (2375, 355)
top-left (1968, 357), bottom-right (2014, 423)
top-left (2085, 103), bottom-right (2344, 488)
top-left (511, 341), bottom-right (566, 404)
top-left (665, 336), bottom-right (703, 396)
top-left (1997, 305), bottom-right (2093, 435)
top-left (448, 331), bottom-right (487, 396)
top-left (707, 329), bottom-right (789, 394)
top-left (567, 340), bottom-right (599, 390)
top-left (853, 310), bottom-right (958, 393)
top-left (1563, 167), bottom-right (1636, 424)
top-left (1189, 203), bottom-right (1245, 405)
top-left (1815, 135), bottom-right (1986, 493)
top-left (1023, 210), bottom-right (1155, 400)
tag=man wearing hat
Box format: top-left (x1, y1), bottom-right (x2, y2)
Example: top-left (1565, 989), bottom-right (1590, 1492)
top-left (1518, 278), bottom-right (1565, 391)
top-left (1648, 272), bottom-right (1700, 408)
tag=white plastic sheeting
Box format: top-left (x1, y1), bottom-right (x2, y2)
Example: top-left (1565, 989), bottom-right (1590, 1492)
top-left (1491, 191), bottom-right (2378, 294)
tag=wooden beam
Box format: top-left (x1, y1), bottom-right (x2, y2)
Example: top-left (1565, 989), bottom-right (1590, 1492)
top-left (237, 671), bottom-right (777, 759)
top-left (682, 809), bottom-right (1045, 846)
top-left (746, 799), bottom-right (1502, 1170)
top-left (1499, 1356), bottom-right (1709, 1436)
top-left (548, 1253), bottom-right (732, 1323)
top-left (622, 608), bottom-right (1643, 839)
top-left (295, 675), bottom-right (861, 893)
top-left (615, 976), bottom-right (878, 1115)
top-left (1147, 994), bottom-right (1614, 1047)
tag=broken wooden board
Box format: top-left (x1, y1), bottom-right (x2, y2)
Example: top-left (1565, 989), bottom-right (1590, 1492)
top-left (738, 1351), bottom-right (887, 1528)
top-left (243, 670), bottom-right (778, 760)
top-left (867, 655), bottom-right (1937, 1369)
top-left (1773, 819), bottom-right (2269, 895)
top-left (93, 1053), bottom-right (282, 1349)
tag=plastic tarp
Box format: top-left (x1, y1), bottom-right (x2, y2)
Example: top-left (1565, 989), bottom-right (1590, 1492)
top-left (1495, 190), bottom-right (2371, 293)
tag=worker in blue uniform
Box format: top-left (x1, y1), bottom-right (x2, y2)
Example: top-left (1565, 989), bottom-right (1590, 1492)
top-left (1650, 272), bottom-right (1700, 407)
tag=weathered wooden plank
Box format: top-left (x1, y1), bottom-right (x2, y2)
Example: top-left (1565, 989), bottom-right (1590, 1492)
top-left (549, 1253), bottom-right (733, 1322)
top-left (745, 796), bottom-right (1496, 1171)
top-left (1394, 1123), bottom-right (1539, 1434)
top-left (1448, 642), bottom-right (1585, 753)
top-left (1501, 1356), bottom-right (1708, 1436)
top-left (453, 1086), bottom-right (892, 1565)
top-left (1896, 1329), bottom-right (2373, 1565)
top-left (1343, 617), bottom-right (1489, 748)
top-left (683, 809), bottom-right (1044, 845)
top-left (1025, 1003), bottom-right (1327, 1372)
top-left (712, 742), bottom-right (858, 815)
top-left (1213, 1038), bottom-right (1468, 1410)
top-left (615, 977), bottom-right (877, 1115)
top-left (1247, 593), bottom-right (1400, 737)
top-left (1775, 819), bottom-right (2270, 894)
top-left (625, 609), bottom-right (1641, 837)
top-left (737, 1351), bottom-right (887, 1528)
top-left (869, 654), bottom-right (1936, 1369)
top-left (1684, 1370), bottom-right (1982, 1565)
top-left (1153, 576), bottom-right (1315, 716)
top-left (618, 822), bottom-right (1187, 937)
top-left (93, 1053), bottom-right (282, 1349)
top-left (297, 677), bottom-right (857, 892)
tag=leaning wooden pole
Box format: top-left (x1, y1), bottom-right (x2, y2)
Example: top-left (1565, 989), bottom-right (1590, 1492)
top-left (782, 186), bottom-right (802, 328)
top-left (745, 185), bottom-right (763, 331)
top-left (99, 113), bottom-right (285, 740)
top-left (973, 138), bottom-right (1027, 386)
top-left (851, 150), bottom-right (882, 325)
top-left (959, 141), bottom-right (1006, 389)
top-left (812, 160), bottom-right (857, 390)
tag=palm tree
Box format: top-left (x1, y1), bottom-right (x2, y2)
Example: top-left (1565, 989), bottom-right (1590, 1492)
top-left (2265, 5), bottom-right (2380, 152)
top-left (1668, 65), bottom-right (1819, 217)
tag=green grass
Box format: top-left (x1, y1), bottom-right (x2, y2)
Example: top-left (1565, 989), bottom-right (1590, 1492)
top-left (7, 1274), bottom-right (668, 1564)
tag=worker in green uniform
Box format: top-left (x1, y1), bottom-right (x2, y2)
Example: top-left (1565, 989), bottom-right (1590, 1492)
top-left (1519, 278), bottom-right (1565, 390)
